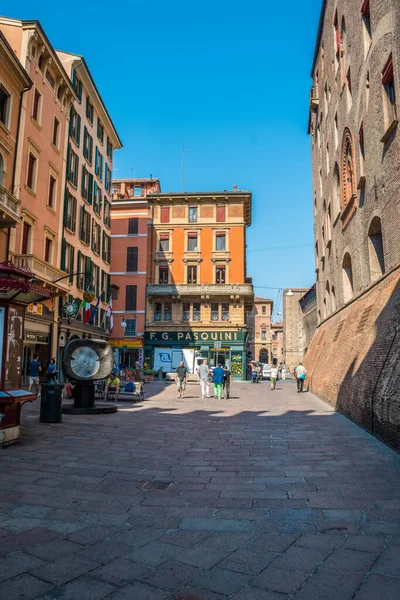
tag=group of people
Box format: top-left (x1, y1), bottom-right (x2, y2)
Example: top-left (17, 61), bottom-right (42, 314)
top-left (175, 359), bottom-right (232, 400)
top-left (28, 356), bottom-right (58, 395)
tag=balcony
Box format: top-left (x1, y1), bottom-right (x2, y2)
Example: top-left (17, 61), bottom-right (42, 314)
top-left (147, 283), bottom-right (254, 298)
top-left (0, 184), bottom-right (21, 228)
top-left (12, 254), bottom-right (69, 293)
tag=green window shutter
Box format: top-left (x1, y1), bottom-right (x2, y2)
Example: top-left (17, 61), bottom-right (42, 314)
top-left (95, 147), bottom-right (99, 176)
top-left (109, 169), bottom-right (112, 192)
top-left (63, 186), bottom-right (69, 226)
top-left (77, 114), bottom-right (81, 146)
top-left (99, 154), bottom-right (103, 181)
top-left (76, 250), bottom-right (81, 287)
top-left (72, 197), bottom-right (77, 232)
top-left (80, 205), bottom-right (85, 241)
top-left (69, 247), bottom-right (75, 283)
top-left (83, 126), bottom-right (88, 158)
top-left (88, 173), bottom-right (93, 205)
top-left (74, 155), bottom-right (79, 187)
top-left (85, 256), bottom-right (91, 290)
top-left (69, 107), bottom-right (74, 136)
top-left (60, 238), bottom-right (66, 271)
top-left (81, 164), bottom-right (86, 197)
top-left (89, 136), bottom-right (93, 164)
top-left (66, 143), bottom-right (71, 181)
top-left (93, 180), bottom-right (97, 210)
top-left (106, 273), bottom-right (110, 300)
top-left (105, 164), bottom-right (109, 190)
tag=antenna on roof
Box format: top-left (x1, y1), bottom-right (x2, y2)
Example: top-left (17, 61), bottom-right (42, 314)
top-left (178, 145), bottom-right (191, 191)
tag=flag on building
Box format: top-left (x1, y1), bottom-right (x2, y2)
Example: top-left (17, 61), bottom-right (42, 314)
top-left (106, 297), bottom-right (114, 331)
top-left (82, 301), bottom-right (92, 324)
top-left (89, 296), bottom-right (101, 325)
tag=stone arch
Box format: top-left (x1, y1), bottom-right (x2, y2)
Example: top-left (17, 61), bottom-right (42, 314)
top-left (368, 216), bottom-right (385, 282)
top-left (259, 349), bottom-right (269, 364)
top-left (340, 128), bottom-right (356, 210)
top-left (342, 252), bottom-right (354, 303)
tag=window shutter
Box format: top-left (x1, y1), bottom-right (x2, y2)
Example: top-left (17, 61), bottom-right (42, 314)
top-left (76, 250), bottom-right (81, 286)
top-left (95, 147), bottom-right (99, 175)
top-left (83, 126), bottom-right (88, 157)
top-left (108, 169), bottom-right (112, 192)
top-left (72, 197), bottom-right (77, 232)
top-left (74, 155), bottom-right (79, 187)
top-left (69, 247), bottom-right (75, 284)
top-left (69, 106), bottom-right (74, 136)
top-left (160, 206), bottom-right (170, 223)
top-left (127, 247), bottom-right (138, 272)
top-left (126, 285), bottom-right (137, 310)
top-left (81, 165), bottom-right (86, 197)
top-left (89, 136), bottom-right (93, 164)
top-left (60, 238), bottom-right (66, 271)
top-left (88, 173), bottom-right (93, 205)
top-left (63, 187), bottom-right (69, 226)
top-left (85, 255), bottom-right (92, 290)
top-left (105, 164), bottom-right (109, 190)
top-left (80, 205), bottom-right (85, 241)
top-left (76, 114), bottom-right (81, 146)
top-left (66, 143), bottom-right (71, 180)
top-left (216, 206), bottom-right (226, 222)
top-left (128, 218), bottom-right (138, 235)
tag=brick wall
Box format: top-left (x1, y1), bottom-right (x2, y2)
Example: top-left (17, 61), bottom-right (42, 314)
top-left (304, 267), bottom-right (400, 450)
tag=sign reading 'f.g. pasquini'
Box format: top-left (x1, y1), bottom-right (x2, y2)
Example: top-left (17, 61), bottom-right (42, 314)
top-left (144, 331), bottom-right (247, 343)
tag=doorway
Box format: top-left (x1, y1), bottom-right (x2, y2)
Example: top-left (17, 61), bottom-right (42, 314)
top-left (210, 349), bottom-right (230, 369)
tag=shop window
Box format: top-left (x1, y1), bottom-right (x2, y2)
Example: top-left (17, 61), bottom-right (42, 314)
top-left (193, 302), bottom-right (201, 321)
top-left (211, 302), bottom-right (219, 321)
top-left (216, 232), bottom-right (226, 251)
top-left (188, 206), bottom-right (198, 222)
top-left (159, 265), bottom-right (169, 284)
top-left (187, 233), bottom-right (198, 251)
top-left (182, 302), bottom-right (190, 322)
top-left (216, 266), bottom-right (226, 284)
top-left (164, 302), bottom-right (172, 321)
top-left (187, 265), bottom-right (197, 284)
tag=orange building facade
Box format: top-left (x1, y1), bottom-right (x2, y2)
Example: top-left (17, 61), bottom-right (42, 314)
top-left (110, 178), bottom-right (161, 367)
top-left (144, 190), bottom-right (254, 380)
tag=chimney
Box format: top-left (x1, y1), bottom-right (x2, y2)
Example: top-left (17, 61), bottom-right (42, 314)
top-left (233, 184), bottom-right (237, 191)
top-left (150, 174), bottom-right (153, 181)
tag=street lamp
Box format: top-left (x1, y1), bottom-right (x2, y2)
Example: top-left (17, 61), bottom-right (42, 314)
top-left (286, 290), bottom-right (294, 296)
top-left (121, 318), bottom-right (127, 330)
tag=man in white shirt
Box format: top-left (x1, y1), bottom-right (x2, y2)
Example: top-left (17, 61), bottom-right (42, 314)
top-left (295, 362), bottom-right (307, 393)
top-left (198, 359), bottom-right (211, 398)
top-left (270, 366), bottom-right (278, 390)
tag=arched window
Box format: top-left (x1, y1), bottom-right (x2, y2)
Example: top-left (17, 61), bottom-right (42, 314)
top-left (0, 152), bottom-right (5, 187)
top-left (333, 162), bottom-right (341, 219)
top-left (342, 253), bottom-right (354, 303)
top-left (341, 128), bottom-right (356, 210)
top-left (368, 217), bottom-right (385, 282)
top-left (331, 286), bottom-right (337, 312)
top-left (340, 17), bottom-right (347, 87)
top-left (259, 349), bottom-right (269, 364)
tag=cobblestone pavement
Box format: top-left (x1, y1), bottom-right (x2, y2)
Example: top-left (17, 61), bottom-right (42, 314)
top-left (1, 379), bottom-right (400, 599)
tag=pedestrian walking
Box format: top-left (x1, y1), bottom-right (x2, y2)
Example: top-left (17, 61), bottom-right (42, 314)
top-left (295, 361), bottom-right (307, 393)
top-left (175, 361), bottom-right (188, 398)
top-left (46, 358), bottom-right (57, 382)
top-left (223, 365), bottom-right (232, 399)
top-left (270, 365), bottom-right (278, 390)
top-left (198, 359), bottom-right (211, 398)
top-left (28, 354), bottom-right (41, 395)
top-left (281, 367), bottom-right (286, 381)
top-left (213, 364), bottom-right (225, 400)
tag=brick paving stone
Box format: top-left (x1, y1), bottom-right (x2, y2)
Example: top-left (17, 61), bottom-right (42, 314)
top-left (0, 574), bottom-right (52, 600)
top-left (372, 545), bottom-right (400, 577)
top-left (203, 532), bottom-right (255, 551)
top-left (293, 568), bottom-right (365, 600)
top-left (217, 547), bottom-right (277, 575)
top-left (160, 530), bottom-right (212, 548)
top-left (79, 539), bottom-right (132, 564)
top-left (139, 559), bottom-right (201, 592)
top-left (322, 547), bottom-right (379, 573)
top-left (25, 539), bottom-right (82, 561)
top-left (171, 588), bottom-right (228, 599)
top-left (180, 517), bottom-right (252, 533)
top-left (250, 565), bottom-right (309, 594)
top-left (128, 540), bottom-right (184, 566)
top-left (43, 575), bottom-right (116, 599)
top-left (194, 566), bottom-right (251, 595)
top-left (0, 551), bottom-right (44, 583)
top-left (177, 544), bottom-right (230, 569)
top-left (108, 581), bottom-right (170, 599)
top-left (353, 573), bottom-right (400, 600)
top-left (341, 535), bottom-right (386, 553)
top-left (66, 525), bottom-right (122, 546)
top-left (271, 545), bottom-right (328, 572)
top-left (29, 554), bottom-right (100, 586)
top-left (245, 534), bottom-right (298, 554)
top-left (91, 557), bottom-right (153, 586)
top-left (113, 527), bottom-right (165, 549)
top-left (231, 589), bottom-right (289, 600)
top-left (294, 534), bottom-right (344, 550)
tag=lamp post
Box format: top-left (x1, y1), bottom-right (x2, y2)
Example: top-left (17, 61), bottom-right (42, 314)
top-left (120, 317), bottom-right (127, 367)
top-left (286, 290), bottom-right (294, 296)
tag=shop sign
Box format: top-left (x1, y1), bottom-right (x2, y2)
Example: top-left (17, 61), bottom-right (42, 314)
top-left (27, 303), bottom-right (43, 315)
top-left (109, 338), bottom-right (143, 349)
top-left (144, 330), bottom-right (247, 343)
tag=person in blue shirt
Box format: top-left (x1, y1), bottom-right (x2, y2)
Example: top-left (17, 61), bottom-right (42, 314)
top-left (47, 358), bottom-right (57, 382)
top-left (28, 355), bottom-right (41, 394)
top-left (212, 364), bottom-right (225, 400)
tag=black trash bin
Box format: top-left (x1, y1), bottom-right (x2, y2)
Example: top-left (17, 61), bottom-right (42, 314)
top-left (40, 384), bottom-right (63, 423)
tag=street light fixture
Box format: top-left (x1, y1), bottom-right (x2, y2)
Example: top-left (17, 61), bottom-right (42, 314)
top-left (286, 290), bottom-right (294, 296)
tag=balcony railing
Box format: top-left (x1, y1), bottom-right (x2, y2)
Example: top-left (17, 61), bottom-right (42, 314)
top-left (147, 283), bottom-right (254, 297)
top-left (13, 254), bottom-right (69, 292)
top-left (0, 183), bottom-right (21, 227)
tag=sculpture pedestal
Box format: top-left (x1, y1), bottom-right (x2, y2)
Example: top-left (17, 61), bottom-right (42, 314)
top-left (62, 381), bottom-right (117, 415)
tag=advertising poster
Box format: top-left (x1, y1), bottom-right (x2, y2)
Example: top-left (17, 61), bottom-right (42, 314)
top-left (6, 305), bottom-right (24, 390)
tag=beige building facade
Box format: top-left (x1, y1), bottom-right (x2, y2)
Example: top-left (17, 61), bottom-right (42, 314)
top-left (246, 297), bottom-right (273, 364)
top-left (283, 288), bottom-right (308, 373)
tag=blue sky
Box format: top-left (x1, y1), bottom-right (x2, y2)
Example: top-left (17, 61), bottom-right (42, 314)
top-left (6, 0), bottom-right (322, 317)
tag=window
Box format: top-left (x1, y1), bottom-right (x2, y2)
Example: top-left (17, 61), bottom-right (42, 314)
top-left (127, 247), bottom-right (138, 272)
top-left (124, 319), bottom-right (136, 337)
top-left (382, 55), bottom-right (397, 134)
top-left (333, 162), bottom-right (341, 217)
top-left (164, 302), bottom-right (172, 321)
top-left (261, 328), bottom-right (267, 340)
top-left (38, 55), bottom-right (45, 72)
top-left (187, 265), bottom-right (197, 284)
top-left (216, 233), bottom-right (226, 251)
top-left (63, 242), bottom-right (75, 282)
top-left (103, 199), bottom-right (111, 228)
top-left (340, 17), bottom-right (347, 88)
top-left (334, 113), bottom-right (339, 149)
top-left (221, 302), bottom-right (229, 321)
top-left (48, 175), bottom-right (56, 208)
top-left (65, 193), bottom-right (77, 232)
top-left (32, 88), bottom-right (42, 123)
top-left (362, 0), bottom-right (372, 52)
top-left (0, 84), bottom-right (10, 127)
top-left (262, 306), bottom-right (266, 315)
top-left (44, 238), bottom-right (52, 263)
top-left (134, 185), bottom-right (144, 197)
top-left (342, 253), bottom-right (354, 303)
top-left (216, 205), bottom-right (226, 222)
top-left (102, 231), bottom-right (111, 263)
top-left (359, 122), bottom-right (365, 176)
top-left (161, 206), bottom-right (170, 223)
top-left (86, 96), bottom-right (94, 123)
top-left (93, 181), bottom-right (101, 214)
top-left (70, 107), bottom-right (81, 145)
top-left (182, 302), bottom-right (190, 322)
top-left (21, 222), bottom-right (31, 254)
top-left (83, 127), bottom-right (93, 164)
top-left (334, 11), bottom-right (340, 69)
top-left (366, 71), bottom-right (370, 111)
top-left (154, 302), bottom-right (162, 321)
top-left (341, 128), bottom-right (356, 209)
top-left (188, 206), bottom-right (198, 222)
top-left (368, 217), bottom-right (385, 282)
top-left (27, 152), bottom-right (37, 191)
top-left (52, 117), bottom-right (60, 148)
top-left (128, 218), bottom-right (138, 235)
top-left (68, 145), bottom-right (79, 187)
top-left (211, 302), bottom-right (219, 321)
top-left (331, 286), bottom-right (337, 312)
top-left (159, 234), bottom-right (169, 251)
top-left (91, 221), bottom-right (101, 255)
top-left (159, 265), bottom-right (169, 284)
top-left (97, 118), bottom-right (104, 143)
top-left (126, 285), bottom-right (137, 311)
top-left (187, 233), bottom-right (198, 252)
top-left (80, 206), bottom-right (91, 245)
top-left (73, 74), bottom-right (82, 102)
top-left (346, 67), bottom-right (352, 109)
top-left (106, 137), bottom-right (113, 160)
top-left (45, 69), bottom-right (55, 88)
top-left (192, 302), bottom-right (200, 321)
top-left (216, 266), bottom-right (226, 284)
top-left (105, 164), bottom-right (112, 192)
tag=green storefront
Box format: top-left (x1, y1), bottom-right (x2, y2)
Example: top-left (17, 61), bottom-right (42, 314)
top-left (144, 329), bottom-right (248, 380)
